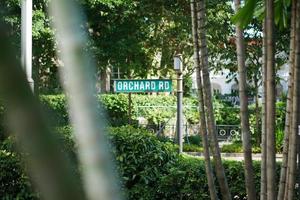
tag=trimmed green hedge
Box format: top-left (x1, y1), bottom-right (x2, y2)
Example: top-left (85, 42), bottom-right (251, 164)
top-left (1, 94), bottom-right (287, 134)
top-left (39, 94), bottom-right (198, 126)
top-left (0, 126), bottom-right (285, 199)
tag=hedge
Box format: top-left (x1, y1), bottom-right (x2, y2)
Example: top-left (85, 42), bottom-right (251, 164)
top-left (0, 126), bottom-right (288, 199)
top-left (0, 150), bottom-right (38, 200)
top-left (1, 94), bottom-right (287, 129)
top-left (39, 94), bottom-right (198, 126)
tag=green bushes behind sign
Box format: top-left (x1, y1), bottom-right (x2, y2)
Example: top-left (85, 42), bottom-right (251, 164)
top-left (0, 126), bottom-right (287, 199)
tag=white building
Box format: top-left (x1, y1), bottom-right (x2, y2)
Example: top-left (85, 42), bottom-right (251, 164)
top-left (191, 64), bottom-right (289, 98)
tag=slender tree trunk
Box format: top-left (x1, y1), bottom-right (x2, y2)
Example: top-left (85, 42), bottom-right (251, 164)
top-left (233, 1), bottom-right (256, 199)
top-left (190, 1), bottom-right (217, 199)
top-left (196, 1), bottom-right (231, 199)
top-left (286, 1), bottom-right (300, 199)
top-left (278, 0), bottom-right (296, 199)
top-left (50, 1), bottom-right (122, 199)
top-left (0, 23), bottom-right (86, 200)
top-left (260, 19), bottom-right (267, 200)
top-left (254, 78), bottom-right (260, 146)
top-left (265, 0), bottom-right (276, 199)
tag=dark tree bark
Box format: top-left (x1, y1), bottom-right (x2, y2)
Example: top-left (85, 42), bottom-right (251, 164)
top-left (260, 18), bottom-right (267, 200)
top-left (196, 0), bottom-right (231, 199)
top-left (233, 0), bottom-right (256, 199)
top-left (278, 0), bottom-right (296, 199)
top-left (190, 1), bottom-right (217, 199)
top-left (286, 1), bottom-right (300, 199)
top-left (265, 0), bottom-right (276, 199)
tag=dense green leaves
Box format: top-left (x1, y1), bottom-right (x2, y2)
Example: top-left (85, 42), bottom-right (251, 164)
top-left (0, 125), bottom-right (285, 199)
top-left (0, 150), bottom-right (38, 200)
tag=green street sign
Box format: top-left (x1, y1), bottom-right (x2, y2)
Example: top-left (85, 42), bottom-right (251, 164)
top-left (114, 79), bottom-right (172, 93)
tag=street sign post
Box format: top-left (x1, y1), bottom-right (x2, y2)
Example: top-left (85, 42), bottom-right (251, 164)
top-left (114, 79), bottom-right (172, 126)
top-left (114, 79), bottom-right (172, 93)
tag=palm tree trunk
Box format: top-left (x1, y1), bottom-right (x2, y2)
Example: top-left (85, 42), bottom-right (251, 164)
top-left (233, 1), bottom-right (256, 199)
top-left (196, 0), bottom-right (231, 199)
top-left (277, 0), bottom-right (296, 199)
top-left (265, 0), bottom-right (276, 199)
top-left (260, 18), bottom-right (267, 200)
top-left (190, 1), bottom-right (217, 199)
top-left (286, 1), bottom-right (300, 199)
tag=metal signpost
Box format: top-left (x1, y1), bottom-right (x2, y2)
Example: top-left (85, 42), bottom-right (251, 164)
top-left (114, 79), bottom-right (172, 125)
top-left (113, 57), bottom-right (184, 155)
top-left (174, 54), bottom-right (183, 154)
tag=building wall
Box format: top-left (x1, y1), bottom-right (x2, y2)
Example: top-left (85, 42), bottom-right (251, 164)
top-left (191, 65), bottom-right (289, 97)
top-left (191, 69), bottom-right (236, 95)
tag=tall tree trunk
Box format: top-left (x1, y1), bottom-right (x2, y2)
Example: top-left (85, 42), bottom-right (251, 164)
top-left (190, 1), bottom-right (217, 199)
top-left (233, 1), bottom-right (256, 199)
top-left (260, 19), bottom-right (267, 200)
top-left (286, 1), bottom-right (300, 199)
top-left (265, 0), bottom-right (276, 199)
top-left (50, 1), bottom-right (122, 199)
top-left (254, 77), bottom-right (260, 146)
top-left (196, 0), bottom-right (231, 199)
top-left (0, 23), bottom-right (86, 200)
top-left (278, 0), bottom-right (296, 199)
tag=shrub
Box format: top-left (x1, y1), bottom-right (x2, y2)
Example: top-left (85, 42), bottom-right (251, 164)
top-left (185, 135), bottom-right (202, 146)
top-left (40, 95), bottom-right (69, 126)
top-left (0, 150), bottom-right (38, 200)
top-left (221, 142), bottom-right (243, 153)
top-left (221, 142), bottom-right (262, 153)
top-left (158, 156), bottom-right (279, 200)
top-left (108, 126), bottom-right (178, 199)
top-left (183, 144), bottom-right (203, 152)
top-left (0, 125), bottom-right (287, 199)
top-left (157, 157), bottom-right (210, 199)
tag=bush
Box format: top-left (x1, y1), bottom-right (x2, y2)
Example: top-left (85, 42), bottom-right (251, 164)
top-left (108, 126), bottom-right (178, 199)
top-left (0, 150), bottom-right (38, 200)
top-left (183, 144), bottom-right (203, 152)
top-left (0, 125), bottom-right (289, 199)
top-left (221, 142), bottom-right (262, 153)
top-left (221, 142), bottom-right (243, 153)
top-left (158, 156), bottom-right (279, 200)
top-left (185, 135), bottom-right (202, 146)
top-left (40, 95), bottom-right (69, 126)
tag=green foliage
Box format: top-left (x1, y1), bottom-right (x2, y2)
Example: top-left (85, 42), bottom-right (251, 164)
top-left (0, 125), bottom-right (285, 199)
top-left (98, 94), bottom-right (130, 126)
top-left (221, 141), bottom-right (262, 153)
top-left (232, 0), bottom-right (259, 28)
top-left (214, 98), bottom-right (240, 125)
top-left (183, 144), bottom-right (203, 152)
top-left (156, 157), bottom-right (211, 199)
top-left (275, 101), bottom-right (286, 132)
top-left (185, 135), bottom-right (202, 146)
top-left (39, 94), bottom-right (243, 127)
top-left (232, 0), bottom-right (291, 29)
top-left (0, 150), bottom-right (38, 200)
top-left (276, 129), bottom-right (284, 153)
top-left (40, 95), bottom-right (69, 125)
top-left (108, 126), bottom-right (178, 199)
top-left (221, 142), bottom-right (244, 153)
